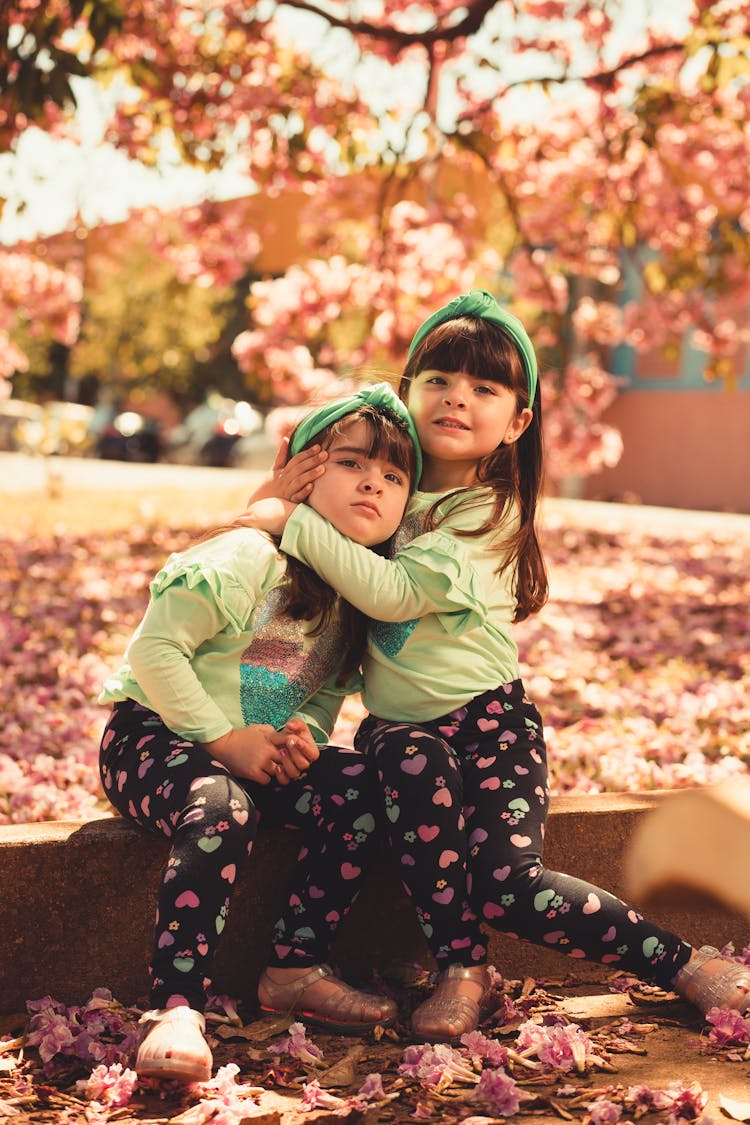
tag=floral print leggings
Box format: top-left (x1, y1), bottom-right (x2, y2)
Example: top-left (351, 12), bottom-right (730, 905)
top-left (355, 680), bottom-right (692, 990)
top-left (100, 699), bottom-right (382, 1011)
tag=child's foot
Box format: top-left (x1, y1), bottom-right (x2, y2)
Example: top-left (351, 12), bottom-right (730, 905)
top-left (673, 945), bottom-right (750, 1016)
top-left (135, 1006), bottom-right (213, 1083)
top-left (257, 963), bottom-right (397, 1033)
top-left (411, 964), bottom-right (489, 1043)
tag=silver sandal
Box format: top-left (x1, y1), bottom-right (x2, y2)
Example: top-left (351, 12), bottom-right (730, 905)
top-left (411, 964), bottom-right (490, 1043)
top-left (673, 945), bottom-right (750, 1016)
top-left (258, 963), bottom-right (397, 1033)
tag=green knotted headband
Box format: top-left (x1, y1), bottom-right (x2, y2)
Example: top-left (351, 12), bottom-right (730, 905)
top-left (407, 289), bottom-right (538, 408)
top-left (289, 381), bottom-right (422, 481)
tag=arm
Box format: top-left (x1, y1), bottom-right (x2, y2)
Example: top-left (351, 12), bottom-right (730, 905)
top-left (127, 583), bottom-right (236, 743)
top-left (280, 505), bottom-right (486, 625)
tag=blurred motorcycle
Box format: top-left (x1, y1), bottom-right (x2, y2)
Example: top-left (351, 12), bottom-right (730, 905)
top-left (165, 395), bottom-right (266, 467)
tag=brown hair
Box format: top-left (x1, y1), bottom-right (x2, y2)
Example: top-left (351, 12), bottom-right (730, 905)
top-left (400, 316), bottom-right (548, 622)
top-left (197, 404), bottom-right (417, 682)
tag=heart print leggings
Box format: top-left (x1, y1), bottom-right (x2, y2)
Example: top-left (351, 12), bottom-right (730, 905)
top-left (355, 679), bottom-right (692, 989)
top-left (100, 698), bottom-right (382, 1011)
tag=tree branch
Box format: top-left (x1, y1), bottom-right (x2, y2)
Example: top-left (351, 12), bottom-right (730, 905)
top-left (277, 0), bottom-right (498, 48)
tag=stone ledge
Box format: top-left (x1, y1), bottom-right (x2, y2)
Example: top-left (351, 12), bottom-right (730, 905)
top-left (1, 793), bottom-right (744, 1015)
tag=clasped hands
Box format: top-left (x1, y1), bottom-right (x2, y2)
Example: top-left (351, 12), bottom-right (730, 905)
top-left (205, 717), bottom-right (319, 785)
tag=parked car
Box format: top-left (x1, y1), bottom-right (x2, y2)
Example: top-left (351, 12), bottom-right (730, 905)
top-left (0, 399), bottom-right (95, 456)
top-left (35, 401), bottom-right (95, 457)
top-left (91, 407), bottom-right (163, 462)
top-left (0, 399), bottom-right (44, 452)
top-left (165, 395), bottom-right (267, 467)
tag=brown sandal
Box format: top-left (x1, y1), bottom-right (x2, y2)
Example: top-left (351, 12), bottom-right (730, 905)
top-left (411, 964), bottom-right (490, 1043)
top-left (258, 963), bottom-right (397, 1034)
top-left (673, 945), bottom-right (750, 1016)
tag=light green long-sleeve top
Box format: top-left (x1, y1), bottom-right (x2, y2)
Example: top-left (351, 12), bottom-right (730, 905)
top-left (280, 488), bottom-right (520, 722)
top-left (99, 527), bottom-right (355, 744)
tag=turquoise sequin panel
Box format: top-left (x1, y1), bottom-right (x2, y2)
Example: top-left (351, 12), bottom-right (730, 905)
top-left (239, 587), bottom-right (342, 728)
top-left (370, 617), bottom-right (419, 657)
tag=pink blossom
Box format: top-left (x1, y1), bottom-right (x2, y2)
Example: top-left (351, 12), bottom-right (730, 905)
top-left (398, 1042), bottom-right (478, 1089)
top-left (299, 1080), bottom-right (350, 1111)
top-left (25, 1005), bottom-right (76, 1065)
top-left (624, 1084), bottom-right (673, 1113)
top-left (184, 1064), bottom-right (268, 1123)
top-left (660, 1081), bottom-right (707, 1119)
top-left (515, 1019), bottom-right (597, 1072)
top-left (587, 1095), bottom-right (622, 1124)
top-left (267, 1021), bottom-right (323, 1065)
top-left (25, 991), bottom-right (139, 1073)
top-left (608, 975), bottom-right (640, 993)
top-left (76, 1063), bottom-right (138, 1107)
top-left (465, 1067), bottom-right (522, 1117)
top-left (706, 1006), bottom-right (750, 1046)
top-left (357, 1072), bottom-right (387, 1101)
top-left (624, 1082), bottom-right (707, 1118)
top-left (459, 1029), bottom-right (509, 1067)
top-left (205, 992), bottom-right (242, 1026)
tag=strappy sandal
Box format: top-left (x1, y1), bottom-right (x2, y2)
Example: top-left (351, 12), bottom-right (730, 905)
top-left (673, 945), bottom-right (750, 1017)
top-left (135, 1006), bottom-right (213, 1083)
top-left (411, 964), bottom-right (490, 1043)
top-left (257, 963), bottom-right (397, 1034)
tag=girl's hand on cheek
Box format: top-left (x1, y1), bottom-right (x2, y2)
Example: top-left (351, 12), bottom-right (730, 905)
top-left (236, 498), bottom-right (296, 537)
top-left (245, 440), bottom-right (327, 505)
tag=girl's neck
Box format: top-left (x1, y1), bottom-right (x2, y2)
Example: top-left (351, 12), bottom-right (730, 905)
top-left (419, 457), bottom-right (479, 493)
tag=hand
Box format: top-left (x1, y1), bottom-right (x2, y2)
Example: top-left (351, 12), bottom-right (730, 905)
top-left (236, 497), bottom-right (297, 538)
top-left (204, 721), bottom-right (319, 786)
top-left (246, 440), bottom-right (327, 505)
top-left (204, 725), bottom-right (296, 785)
top-left (276, 717), bottom-right (320, 783)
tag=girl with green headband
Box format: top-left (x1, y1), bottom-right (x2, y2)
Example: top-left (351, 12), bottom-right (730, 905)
top-left (245, 290), bottom-right (750, 1042)
top-left (97, 386), bottom-right (418, 1082)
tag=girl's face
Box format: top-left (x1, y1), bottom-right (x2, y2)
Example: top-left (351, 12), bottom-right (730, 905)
top-left (407, 369), bottom-right (532, 489)
top-left (308, 418), bottom-right (411, 546)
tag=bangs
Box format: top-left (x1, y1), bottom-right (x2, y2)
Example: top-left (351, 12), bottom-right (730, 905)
top-left (410, 317), bottom-right (521, 389)
top-left (325, 406), bottom-right (418, 485)
top-left (363, 418), bottom-right (414, 472)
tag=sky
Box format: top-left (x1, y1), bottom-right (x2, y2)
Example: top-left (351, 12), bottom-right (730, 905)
top-left (0, 0), bottom-right (692, 246)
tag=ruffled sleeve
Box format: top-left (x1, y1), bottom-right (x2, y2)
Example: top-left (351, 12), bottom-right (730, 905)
top-left (150, 558), bottom-right (250, 637)
top-left (149, 528), bottom-right (278, 635)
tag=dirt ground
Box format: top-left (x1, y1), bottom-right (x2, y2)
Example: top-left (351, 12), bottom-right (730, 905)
top-left (3, 974), bottom-right (750, 1125)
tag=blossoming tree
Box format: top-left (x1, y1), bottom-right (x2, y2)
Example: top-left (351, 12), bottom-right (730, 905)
top-left (2, 0), bottom-right (749, 477)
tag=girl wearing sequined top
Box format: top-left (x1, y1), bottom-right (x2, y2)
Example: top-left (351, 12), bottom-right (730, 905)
top-left (97, 384), bottom-right (419, 1083)
top-left (244, 291), bottom-right (750, 1044)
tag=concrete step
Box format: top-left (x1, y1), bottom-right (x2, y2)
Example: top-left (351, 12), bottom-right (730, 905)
top-left (2, 792), bottom-right (745, 1015)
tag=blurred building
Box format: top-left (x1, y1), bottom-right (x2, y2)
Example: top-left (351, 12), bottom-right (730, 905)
top-left (578, 258), bottom-right (750, 513)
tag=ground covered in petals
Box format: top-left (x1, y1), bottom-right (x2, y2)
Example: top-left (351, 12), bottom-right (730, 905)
top-left (3, 480), bottom-right (750, 1123)
top-left (3, 963), bottom-right (750, 1125)
top-left (1, 489), bottom-right (747, 825)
